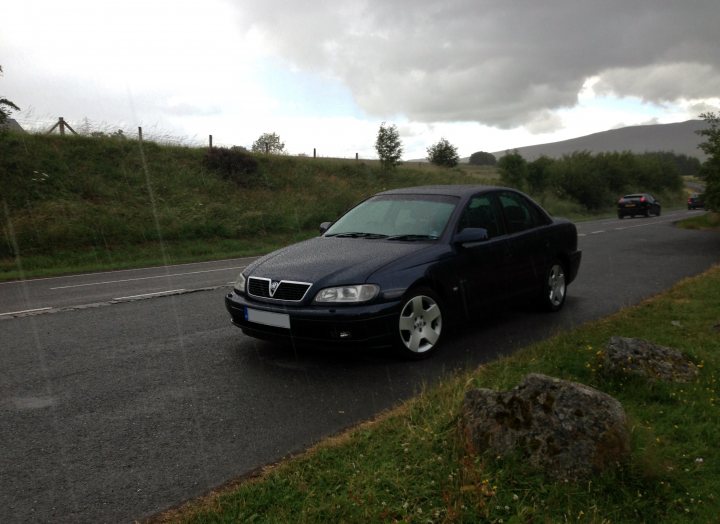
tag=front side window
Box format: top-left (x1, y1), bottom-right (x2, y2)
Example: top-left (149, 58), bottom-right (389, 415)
top-left (457, 194), bottom-right (502, 238)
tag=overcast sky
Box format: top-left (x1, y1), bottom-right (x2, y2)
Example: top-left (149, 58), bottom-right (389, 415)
top-left (2, 0), bottom-right (719, 159)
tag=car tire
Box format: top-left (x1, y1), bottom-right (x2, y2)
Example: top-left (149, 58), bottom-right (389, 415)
top-left (645, 208), bottom-right (651, 217)
top-left (656, 206), bottom-right (661, 216)
top-left (395, 287), bottom-right (444, 359)
top-left (538, 260), bottom-right (567, 312)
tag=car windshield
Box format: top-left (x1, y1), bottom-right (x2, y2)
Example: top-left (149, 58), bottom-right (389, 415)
top-left (325, 194), bottom-right (458, 239)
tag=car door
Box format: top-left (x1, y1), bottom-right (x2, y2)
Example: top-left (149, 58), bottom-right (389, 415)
top-left (496, 190), bottom-right (550, 298)
top-left (450, 193), bottom-right (513, 314)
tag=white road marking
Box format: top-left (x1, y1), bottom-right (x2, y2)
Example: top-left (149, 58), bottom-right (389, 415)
top-left (49, 266), bottom-right (246, 290)
top-left (113, 289), bottom-right (186, 301)
top-left (0, 256), bottom-right (260, 286)
top-left (578, 214), bottom-right (692, 237)
top-left (0, 307), bottom-right (52, 317)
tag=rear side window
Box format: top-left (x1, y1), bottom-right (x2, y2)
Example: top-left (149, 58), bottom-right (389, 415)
top-left (498, 191), bottom-right (549, 233)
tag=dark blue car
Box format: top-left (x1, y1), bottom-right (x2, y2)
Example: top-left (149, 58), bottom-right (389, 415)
top-left (225, 185), bottom-right (581, 358)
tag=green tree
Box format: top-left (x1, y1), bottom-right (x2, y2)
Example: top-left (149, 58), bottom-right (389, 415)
top-left (697, 112), bottom-right (720, 211)
top-left (375, 122), bottom-right (403, 170)
top-left (468, 151), bottom-right (497, 166)
top-left (548, 151), bottom-right (609, 210)
top-left (497, 150), bottom-right (528, 189)
top-left (526, 155), bottom-right (554, 194)
top-left (251, 132), bottom-right (286, 154)
top-left (427, 137), bottom-right (459, 168)
top-left (0, 65), bottom-right (20, 125)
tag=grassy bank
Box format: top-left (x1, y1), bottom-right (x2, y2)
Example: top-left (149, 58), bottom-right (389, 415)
top-left (1, 132), bottom-right (498, 280)
top-left (155, 265), bottom-right (720, 523)
top-left (1, 131), bottom-right (687, 281)
top-left (678, 211), bottom-right (720, 230)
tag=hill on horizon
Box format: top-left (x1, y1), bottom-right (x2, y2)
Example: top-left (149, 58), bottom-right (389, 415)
top-left (485, 119), bottom-right (708, 162)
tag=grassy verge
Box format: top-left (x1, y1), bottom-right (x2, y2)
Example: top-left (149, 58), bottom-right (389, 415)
top-left (678, 211), bottom-right (720, 230)
top-left (154, 265), bottom-right (720, 523)
top-left (0, 231), bottom-right (317, 281)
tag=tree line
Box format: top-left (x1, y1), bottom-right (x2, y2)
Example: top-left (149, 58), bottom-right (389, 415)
top-left (497, 150), bottom-right (694, 210)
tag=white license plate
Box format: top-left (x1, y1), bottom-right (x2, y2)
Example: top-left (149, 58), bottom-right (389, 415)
top-left (245, 307), bottom-right (290, 329)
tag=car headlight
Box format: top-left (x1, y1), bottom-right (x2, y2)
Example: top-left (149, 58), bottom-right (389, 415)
top-left (234, 273), bottom-right (246, 293)
top-left (314, 284), bottom-right (379, 303)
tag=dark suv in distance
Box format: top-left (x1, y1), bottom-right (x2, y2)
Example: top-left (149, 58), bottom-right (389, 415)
top-left (687, 193), bottom-right (704, 210)
top-left (617, 193), bottom-right (661, 219)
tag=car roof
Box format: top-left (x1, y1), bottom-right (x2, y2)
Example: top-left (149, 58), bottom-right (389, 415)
top-left (377, 185), bottom-right (509, 198)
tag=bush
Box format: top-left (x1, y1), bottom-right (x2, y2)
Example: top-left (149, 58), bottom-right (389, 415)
top-left (427, 138), bottom-right (460, 168)
top-left (469, 151), bottom-right (497, 166)
top-left (203, 147), bottom-right (262, 187)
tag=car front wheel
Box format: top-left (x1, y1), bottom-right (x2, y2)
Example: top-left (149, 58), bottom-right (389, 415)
top-left (538, 261), bottom-right (567, 312)
top-left (396, 287), bottom-right (443, 358)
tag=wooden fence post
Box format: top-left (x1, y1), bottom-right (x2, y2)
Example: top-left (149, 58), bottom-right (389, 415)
top-left (46, 117), bottom-right (77, 136)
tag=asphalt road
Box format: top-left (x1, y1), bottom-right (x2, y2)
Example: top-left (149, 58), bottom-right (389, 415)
top-left (1, 210), bottom-right (718, 523)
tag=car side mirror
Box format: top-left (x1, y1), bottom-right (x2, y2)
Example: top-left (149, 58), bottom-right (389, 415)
top-left (454, 227), bottom-right (489, 246)
top-left (319, 222), bottom-right (332, 234)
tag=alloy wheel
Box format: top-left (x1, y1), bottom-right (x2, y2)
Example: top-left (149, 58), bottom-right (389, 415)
top-left (547, 263), bottom-right (566, 308)
top-left (398, 294), bottom-right (442, 354)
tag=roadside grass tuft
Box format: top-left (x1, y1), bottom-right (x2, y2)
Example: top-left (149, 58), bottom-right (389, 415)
top-left (679, 211), bottom-right (720, 230)
top-left (153, 265), bottom-right (720, 523)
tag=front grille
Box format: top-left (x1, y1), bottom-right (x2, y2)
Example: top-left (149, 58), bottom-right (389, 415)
top-left (247, 277), bottom-right (312, 302)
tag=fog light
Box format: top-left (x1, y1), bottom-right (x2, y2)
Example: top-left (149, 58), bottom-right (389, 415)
top-left (339, 331), bottom-right (352, 339)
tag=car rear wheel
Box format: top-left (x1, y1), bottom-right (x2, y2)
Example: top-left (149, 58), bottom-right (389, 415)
top-left (538, 260), bottom-right (567, 312)
top-left (396, 287), bottom-right (443, 359)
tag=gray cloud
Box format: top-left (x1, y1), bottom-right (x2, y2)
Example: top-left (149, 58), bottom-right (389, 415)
top-left (237, 0), bottom-right (720, 129)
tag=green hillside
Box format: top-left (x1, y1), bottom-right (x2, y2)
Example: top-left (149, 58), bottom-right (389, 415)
top-left (0, 132), bottom-right (496, 280)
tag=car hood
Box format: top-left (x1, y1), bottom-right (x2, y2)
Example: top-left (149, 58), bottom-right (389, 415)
top-left (245, 236), bottom-right (433, 287)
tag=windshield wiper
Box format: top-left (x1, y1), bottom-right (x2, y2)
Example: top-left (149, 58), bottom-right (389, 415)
top-left (386, 234), bottom-right (438, 241)
top-left (326, 232), bottom-right (388, 239)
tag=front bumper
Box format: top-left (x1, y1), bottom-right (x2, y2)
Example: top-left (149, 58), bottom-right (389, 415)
top-left (224, 290), bottom-right (402, 347)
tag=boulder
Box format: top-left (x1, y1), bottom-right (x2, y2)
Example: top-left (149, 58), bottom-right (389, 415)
top-left (604, 336), bottom-right (699, 382)
top-left (462, 373), bottom-right (630, 481)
